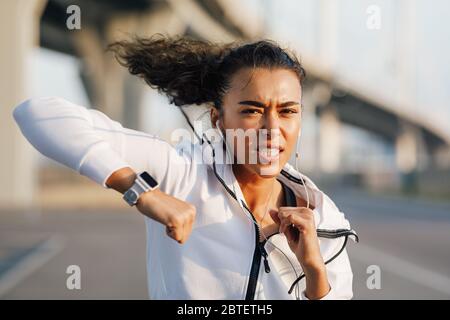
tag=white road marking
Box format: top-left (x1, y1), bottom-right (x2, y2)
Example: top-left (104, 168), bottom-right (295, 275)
top-left (0, 235), bottom-right (65, 297)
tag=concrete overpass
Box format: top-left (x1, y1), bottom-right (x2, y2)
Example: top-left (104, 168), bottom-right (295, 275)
top-left (40, 0), bottom-right (450, 154)
top-left (1, 0), bottom-right (449, 208)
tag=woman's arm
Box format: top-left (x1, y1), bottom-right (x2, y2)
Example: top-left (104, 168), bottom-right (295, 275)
top-left (13, 96), bottom-right (195, 192)
top-left (14, 96), bottom-right (198, 243)
top-left (106, 167), bottom-right (138, 193)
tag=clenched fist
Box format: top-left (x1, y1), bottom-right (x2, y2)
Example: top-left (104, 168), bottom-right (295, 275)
top-left (137, 189), bottom-right (196, 244)
top-left (270, 207), bottom-right (323, 270)
top-left (106, 167), bottom-right (196, 244)
top-left (269, 206), bottom-right (331, 299)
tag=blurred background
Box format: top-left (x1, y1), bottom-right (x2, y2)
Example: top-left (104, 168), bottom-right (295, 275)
top-left (1, 0), bottom-right (449, 299)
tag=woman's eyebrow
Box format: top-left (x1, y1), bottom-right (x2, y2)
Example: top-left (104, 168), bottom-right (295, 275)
top-left (238, 100), bottom-right (300, 108)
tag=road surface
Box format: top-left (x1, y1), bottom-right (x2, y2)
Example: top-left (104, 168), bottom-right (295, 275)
top-left (1, 189), bottom-right (449, 299)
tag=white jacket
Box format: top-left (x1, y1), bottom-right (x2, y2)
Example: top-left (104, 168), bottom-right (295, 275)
top-left (13, 97), bottom-right (358, 300)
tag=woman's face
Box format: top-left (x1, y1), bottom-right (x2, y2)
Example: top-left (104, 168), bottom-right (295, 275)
top-left (212, 67), bottom-right (302, 178)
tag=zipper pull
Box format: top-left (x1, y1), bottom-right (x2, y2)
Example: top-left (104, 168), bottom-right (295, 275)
top-left (259, 244), bottom-right (271, 273)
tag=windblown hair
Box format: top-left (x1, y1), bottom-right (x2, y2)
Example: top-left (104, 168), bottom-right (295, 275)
top-left (108, 34), bottom-right (306, 110)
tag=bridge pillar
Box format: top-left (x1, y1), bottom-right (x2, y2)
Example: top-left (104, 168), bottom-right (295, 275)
top-left (74, 6), bottom-right (187, 128)
top-left (318, 106), bottom-right (341, 173)
top-left (395, 122), bottom-right (426, 193)
top-left (73, 24), bottom-right (129, 123)
top-left (0, 0), bottom-right (47, 209)
top-left (295, 86), bottom-right (318, 172)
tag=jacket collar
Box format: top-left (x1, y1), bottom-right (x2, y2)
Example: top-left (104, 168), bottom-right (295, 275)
top-left (196, 138), bottom-right (356, 237)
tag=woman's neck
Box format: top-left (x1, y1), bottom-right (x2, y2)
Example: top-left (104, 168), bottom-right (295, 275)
top-left (232, 164), bottom-right (284, 219)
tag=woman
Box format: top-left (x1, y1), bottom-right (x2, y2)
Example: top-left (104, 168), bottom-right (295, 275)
top-left (13, 35), bottom-right (357, 300)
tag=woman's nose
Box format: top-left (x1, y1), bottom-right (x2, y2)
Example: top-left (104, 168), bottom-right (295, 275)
top-left (261, 113), bottom-right (281, 139)
top-left (263, 112), bottom-right (280, 131)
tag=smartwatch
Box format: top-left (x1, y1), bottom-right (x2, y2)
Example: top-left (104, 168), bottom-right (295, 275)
top-left (123, 171), bottom-right (159, 206)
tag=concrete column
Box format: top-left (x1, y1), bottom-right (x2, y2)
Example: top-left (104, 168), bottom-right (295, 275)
top-left (296, 86), bottom-right (318, 172)
top-left (102, 7), bottom-right (187, 130)
top-left (396, 122), bottom-right (429, 172)
top-left (395, 122), bottom-right (426, 193)
top-left (73, 26), bottom-right (126, 121)
top-left (318, 106), bottom-right (341, 173)
top-left (0, 0), bottom-right (47, 209)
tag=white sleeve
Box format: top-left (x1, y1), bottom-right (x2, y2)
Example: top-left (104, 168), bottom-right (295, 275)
top-left (13, 96), bottom-right (195, 194)
top-left (301, 248), bottom-right (354, 300)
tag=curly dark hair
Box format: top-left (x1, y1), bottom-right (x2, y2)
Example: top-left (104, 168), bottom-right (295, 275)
top-left (108, 34), bottom-right (306, 110)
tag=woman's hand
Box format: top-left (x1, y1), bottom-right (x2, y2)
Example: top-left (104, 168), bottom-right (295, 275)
top-left (137, 189), bottom-right (196, 244)
top-left (106, 167), bottom-right (196, 244)
top-left (269, 207), bottom-right (331, 299)
top-left (270, 207), bottom-right (322, 269)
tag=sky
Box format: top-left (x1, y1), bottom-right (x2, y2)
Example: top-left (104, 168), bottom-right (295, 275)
top-left (264, 0), bottom-right (450, 139)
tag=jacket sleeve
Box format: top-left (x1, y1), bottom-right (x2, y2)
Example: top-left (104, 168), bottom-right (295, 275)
top-left (301, 246), bottom-right (354, 300)
top-left (13, 96), bottom-right (196, 196)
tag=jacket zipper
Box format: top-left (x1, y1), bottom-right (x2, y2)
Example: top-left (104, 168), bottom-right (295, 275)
top-left (260, 244), bottom-right (271, 273)
top-left (244, 231), bottom-right (262, 300)
top-left (245, 231), bottom-right (275, 300)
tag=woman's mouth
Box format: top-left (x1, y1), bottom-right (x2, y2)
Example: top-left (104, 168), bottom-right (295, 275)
top-left (257, 147), bottom-right (282, 163)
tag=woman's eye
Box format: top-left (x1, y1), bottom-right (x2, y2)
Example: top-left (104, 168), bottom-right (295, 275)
top-left (241, 109), bottom-right (262, 115)
top-left (280, 108), bottom-right (298, 114)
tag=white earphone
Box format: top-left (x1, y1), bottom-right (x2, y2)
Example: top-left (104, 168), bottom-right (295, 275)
top-left (294, 129), bottom-right (310, 209)
top-left (215, 119), bottom-right (249, 216)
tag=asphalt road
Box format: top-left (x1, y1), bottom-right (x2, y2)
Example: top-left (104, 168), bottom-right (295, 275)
top-left (1, 189), bottom-right (449, 299)
top-left (331, 188), bottom-right (450, 299)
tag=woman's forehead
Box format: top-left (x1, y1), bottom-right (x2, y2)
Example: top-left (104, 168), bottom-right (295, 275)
top-left (227, 67), bottom-right (302, 102)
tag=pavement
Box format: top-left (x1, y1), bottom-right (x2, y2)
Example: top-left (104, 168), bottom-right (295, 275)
top-left (1, 188), bottom-right (449, 299)
top-left (0, 207), bottom-right (148, 299)
top-left (331, 188), bottom-right (450, 299)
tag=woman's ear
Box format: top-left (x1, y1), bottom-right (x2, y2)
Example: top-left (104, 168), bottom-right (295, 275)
top-left (210, 107), bottom-right (220, 128)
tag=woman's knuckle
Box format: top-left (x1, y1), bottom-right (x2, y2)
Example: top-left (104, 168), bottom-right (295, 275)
top-left (187, 204), bottom-right (196, 215)
top-left (170, 215), bottom-right (183, 226)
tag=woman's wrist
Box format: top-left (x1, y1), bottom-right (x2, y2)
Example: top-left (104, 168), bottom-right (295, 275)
top-left (137, 188), bottom-right (162, 212)
top-left (302, 260), bottom-right (326, 276)
top-left (303, 264), bottom-right (330, 299)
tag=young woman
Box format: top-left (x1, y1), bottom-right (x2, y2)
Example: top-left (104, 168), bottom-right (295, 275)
top-left (13, 35), bottom-right (357, 300)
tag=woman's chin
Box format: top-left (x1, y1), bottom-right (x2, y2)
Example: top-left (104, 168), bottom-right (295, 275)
top-left (256, 163), bottom-right (282, 177)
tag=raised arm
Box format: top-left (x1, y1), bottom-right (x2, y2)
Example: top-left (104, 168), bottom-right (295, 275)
top-left (13, 96), bottom-right (193, 191)
top-left (13, 96), bottom-right (197, 243)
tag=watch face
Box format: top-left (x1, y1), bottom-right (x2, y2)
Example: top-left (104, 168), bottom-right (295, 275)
top-left (128, 191), bottom-right (138, 202)
top-left (140, 172), bottom-right (158, 188)
top-left (124, 189), bottom-right (139, 206)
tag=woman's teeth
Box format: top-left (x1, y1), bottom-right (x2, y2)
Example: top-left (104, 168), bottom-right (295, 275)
top-left (258, 148), bottom-right (280, 162)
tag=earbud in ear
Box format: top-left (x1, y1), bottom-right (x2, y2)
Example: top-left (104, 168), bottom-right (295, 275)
top-left (215, 119), bottom-right (225, 141)
top-left (295, 129), bottom-right (302, 159)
